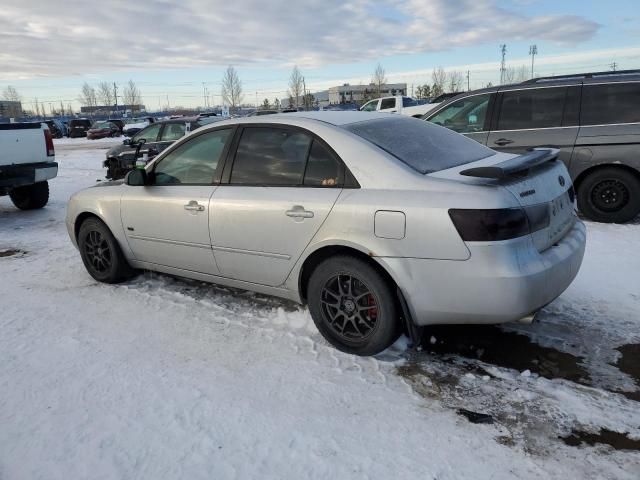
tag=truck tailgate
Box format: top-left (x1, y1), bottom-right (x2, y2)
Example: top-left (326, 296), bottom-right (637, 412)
top-left (0, 123), bottom-right (50, 166)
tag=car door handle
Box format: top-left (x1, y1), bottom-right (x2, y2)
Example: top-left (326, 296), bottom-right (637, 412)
top-left (494, 138), bottom-right (514, 146)
top-left (286, 205), bottom-right (314, 218)
top-left (184, 200), bottom-right (205, 212)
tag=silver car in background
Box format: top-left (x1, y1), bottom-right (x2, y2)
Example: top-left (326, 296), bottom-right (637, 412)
top-left (66, 112), bottom-right (586, 355)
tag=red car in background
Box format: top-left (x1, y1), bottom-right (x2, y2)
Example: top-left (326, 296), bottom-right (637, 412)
top-left (86, 121), bottom-right (121, 140)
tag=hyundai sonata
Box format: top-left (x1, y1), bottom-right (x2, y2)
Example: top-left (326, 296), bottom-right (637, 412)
top-left (66, 112), bottom-right (586, 355)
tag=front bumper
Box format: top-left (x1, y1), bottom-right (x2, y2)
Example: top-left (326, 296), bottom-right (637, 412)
top-left (380, 219), bottom-right (586, 326)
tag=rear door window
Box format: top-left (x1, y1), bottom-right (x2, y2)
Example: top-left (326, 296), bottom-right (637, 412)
top-left (497, 87), bottom-right (566, 130)
top-left (230, 127), bottom-right (312, 185)
top-left (581, 83), bottom-right (640, 126)
top-left (160, 123), bottom-right (186, 141)
top-left (380, 98), bottom-right (396, 109)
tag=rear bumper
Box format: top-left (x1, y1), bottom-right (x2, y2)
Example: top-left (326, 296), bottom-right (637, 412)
top-left (380, 218), bottom-right (586, 326)
top-left (0, 162), bottom-right (58, 191)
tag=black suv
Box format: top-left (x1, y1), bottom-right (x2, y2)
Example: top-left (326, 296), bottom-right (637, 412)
top-left (104, 116), bottom-right (222, 180)
top-left (424, 70), bottom-right (640, 223)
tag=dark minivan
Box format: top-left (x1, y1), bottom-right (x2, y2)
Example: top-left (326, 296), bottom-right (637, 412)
top-left (424, 70), bottom-right (640, 223)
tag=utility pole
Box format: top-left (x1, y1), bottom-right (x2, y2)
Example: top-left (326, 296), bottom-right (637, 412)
top-left (529, 45), bottom-right (538, 78)
top-left (202, 82), bottom-right (207, 110)
top-left (610, 61), bottom-right (618, 71)
top-left (303, 77), bottom-right (307, 111)
top-left (411, 83), bottom-right (414, 96)
top-left (499, 44), bottom-right (507, 84)
top-left (466, 70), bottom-right (470, 91)
top-left (113, 82), bottom-right (118, 116)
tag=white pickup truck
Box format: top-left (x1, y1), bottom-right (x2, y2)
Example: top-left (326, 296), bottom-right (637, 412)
top-left (0, 123), bottom-right (57, 210)
top-left (359, 95), bottom-right (441, 117)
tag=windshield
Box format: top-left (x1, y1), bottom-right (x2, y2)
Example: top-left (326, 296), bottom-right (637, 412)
top-left (93, 122), bottom-right (112, 129)
top-left (342, 116), bottom-right (494, 174)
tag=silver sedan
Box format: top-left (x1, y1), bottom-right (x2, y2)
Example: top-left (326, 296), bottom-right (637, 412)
top-left (66, 112), bottom-right (586, 355)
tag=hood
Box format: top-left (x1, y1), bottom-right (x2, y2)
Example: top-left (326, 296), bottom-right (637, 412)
top-left (92, 179), bottom-right (125, 188)
top-left (106, 143), bottom-right (134, 158)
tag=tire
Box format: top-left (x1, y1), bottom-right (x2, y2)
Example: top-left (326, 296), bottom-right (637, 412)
top-left (9, 181), bottom-right (49, 210)
top-left (307, 255), bottom-right (400, 356)
top-left (78, 217), bottom-right (136, 283)
top-left (577, 167), bottom-right (640, 223)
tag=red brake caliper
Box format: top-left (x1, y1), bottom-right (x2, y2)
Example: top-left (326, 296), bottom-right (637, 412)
top-left (367, 294), bottom-right (378, 320)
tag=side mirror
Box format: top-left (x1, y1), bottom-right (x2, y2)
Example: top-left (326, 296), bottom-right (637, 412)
top-left (125, 168), bottom-right (148, 186)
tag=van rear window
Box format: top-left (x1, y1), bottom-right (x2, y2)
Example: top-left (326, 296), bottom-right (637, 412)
top-left (343, 116), bottom-right (494, 174)
top-left (581, 83), bottom-right (640, 126)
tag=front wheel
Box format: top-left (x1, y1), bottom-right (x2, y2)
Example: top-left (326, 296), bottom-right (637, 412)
top-left (307, 255), bottom-right (400, 356)
top-left (78, 217), bottom-right (135, 283)
top-left (9, 181), bottom-right (49, 210)
top-left (577, 168), bottom-right (640, 223)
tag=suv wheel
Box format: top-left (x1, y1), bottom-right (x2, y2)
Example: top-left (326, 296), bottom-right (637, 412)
top-left (78, 217), bottom-right (136, 283)
top-left (577, 168), bottom-right (640, 223)
top-left (307, 255), bottom-right (400, 356)
top-left (9, 181), bottom-right (49, 210)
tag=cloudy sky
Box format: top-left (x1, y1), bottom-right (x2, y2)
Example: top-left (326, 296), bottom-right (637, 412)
top-left (1, 0), bottom-right (639, 110)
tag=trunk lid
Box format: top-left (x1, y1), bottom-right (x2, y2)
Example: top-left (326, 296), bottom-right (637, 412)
top-left (430, 149), bottom-right (576, 252)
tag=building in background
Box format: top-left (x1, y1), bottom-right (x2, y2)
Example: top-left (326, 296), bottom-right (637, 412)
top-left (0, 100), bottom-right (22, 118)
top-left (328, 83), bottom-right (407, 104)
top-left (80, 104), bottom-right (146, 115)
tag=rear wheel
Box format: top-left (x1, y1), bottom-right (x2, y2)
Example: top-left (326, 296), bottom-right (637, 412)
top-left (577, 168), bottom-right (640, 223)
top-left (9, 181), bottom-right (49, 210)
top-left (307, 255), bottom-right (400, 356)
top-left (78, 217), bottom-right (135, 283)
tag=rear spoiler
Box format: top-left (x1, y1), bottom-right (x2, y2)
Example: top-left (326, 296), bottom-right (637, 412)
top-left (460, 148), bottom-right (559, 179)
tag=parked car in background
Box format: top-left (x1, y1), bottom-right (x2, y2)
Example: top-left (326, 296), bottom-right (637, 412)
top-left (1, 122), bottom-right (57, 210)
top-left (123, 116), bottom-right (156, 137)
top-left (247, 109), bottom-right (279, 116)
top-left (359, 95), bottom-right (440, 117)
top-left (68, 118), bottom-right (92, 138)
top-left (44, 119), bottom-right (66, 139)
top-left (87, 121), bottom-right (121, 140)
top-left (104, 116), bottom-right (222, 179)
top-left (68, 112), bottom-right (585, 356)
top-left (107, 119), bottom-right (125, 134)
top-left (423, 70), bottom-right (640, 223)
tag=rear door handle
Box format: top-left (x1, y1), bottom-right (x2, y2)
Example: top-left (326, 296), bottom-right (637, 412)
top-left (494, 138), bottom-right (514, 146)
top-left (184, 200), bottom-right (205, 212)
top-left (286, 205), bottom-right (314, 219)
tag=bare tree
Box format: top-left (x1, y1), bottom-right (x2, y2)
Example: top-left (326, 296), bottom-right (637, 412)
top-left (515, 65), bottom-right (530, 82)
top-left (2, 85), bottom-right (21, 102)
top-left (287, 66), bottom-right (304, 109)
top-left (220, 66), bottom-right (243, 113)
top-left (371, 63), bottom-right (387, 95)
top-left (122, 80), bottom-right (142, 111)
top-left (78, 82), bottom-right (97, 108)
top-left (502, 66), bottom-right (517, 84)
top-left (97, 81), bottom-right (114, 106)
top-left (431, 67), bottom-right (447, 97)
top-left (446, 71), bottom-right (464, 93)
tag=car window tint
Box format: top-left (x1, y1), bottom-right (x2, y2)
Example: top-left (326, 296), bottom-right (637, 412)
top-left (497, 87), bottom-right (565, 130)
top-left (153, 129), bottom-right (231, 185)
top-left (160, 123), bottom-right (186, 141)
top-left (361, 100), bottom-right (378, 112)
top-left (230, 128), bottom-right (311, 185)
top-left (303, 140), bottom-right (341, 187)
top-left (380, 98), bottom-right (396, 109)
top-left (581, 83), bottom-right (640, 126)
top-left (133, 123), bottom-right (161, 143)
top-left (344, 116), bottom-right (494, 174)
top-left (428, 94), bottom-right (491, 133)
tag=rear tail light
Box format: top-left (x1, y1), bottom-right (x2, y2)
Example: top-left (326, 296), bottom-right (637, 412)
top-left (44, 129), bottom-right (55, 157)
top-left (449, 205), bottom-right (549, 242)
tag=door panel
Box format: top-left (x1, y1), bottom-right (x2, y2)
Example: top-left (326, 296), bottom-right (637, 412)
top-left (121, 186), bottom-right (219, 274)
top-left (210, 187), bottom-right (340, 286)
top-left (487, 128), bottom-right (579, 165)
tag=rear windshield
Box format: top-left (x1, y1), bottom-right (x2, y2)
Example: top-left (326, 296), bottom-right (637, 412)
top-left (342, 116), bottom-right (494, 174)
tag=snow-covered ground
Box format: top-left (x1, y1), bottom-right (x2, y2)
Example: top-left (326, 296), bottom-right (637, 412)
top-left (1, 137), bottom-right (638, 479)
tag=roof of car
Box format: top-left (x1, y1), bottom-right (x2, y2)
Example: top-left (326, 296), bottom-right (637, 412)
top-left (258, 111), bottom-right (396, 126)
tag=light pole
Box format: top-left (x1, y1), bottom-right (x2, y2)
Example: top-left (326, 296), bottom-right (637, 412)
top-left (529, 45), bottom-right (538, 78)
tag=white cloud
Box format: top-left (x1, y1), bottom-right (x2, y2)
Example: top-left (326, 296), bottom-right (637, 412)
top-left (0, 0), bottom-right (599, 80)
